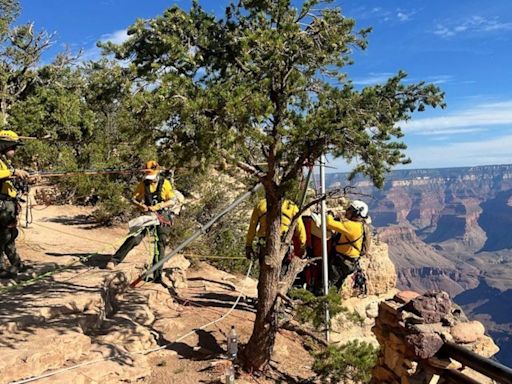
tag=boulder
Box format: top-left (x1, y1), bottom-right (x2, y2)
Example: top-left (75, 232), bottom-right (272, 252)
top-left (401, 291), bottom-right (452, 324)
top-left (451, 321), bottom-right (485, 344)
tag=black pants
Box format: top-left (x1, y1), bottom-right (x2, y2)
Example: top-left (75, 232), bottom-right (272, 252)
top-left (329, 254), bottom-right (357, 290)
top-left (0, 199), bottom-right (22, 273)
top-left (113, 224), bottom-right (171, 280)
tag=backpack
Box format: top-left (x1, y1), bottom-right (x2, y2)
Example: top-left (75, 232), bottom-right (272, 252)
top-left (360, 222), bottom-right (372, 257)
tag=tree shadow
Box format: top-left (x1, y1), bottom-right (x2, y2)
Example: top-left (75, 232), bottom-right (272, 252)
top-left (0, 262), bottom-right (152, 370)
top-left (188, 277), bottom-right (237, 291)
top-left (45, 252), bottom-right (112, 268)
top-left (43, 214), bottom-right (104, 229)
top-left (160, 329), bottom-right (223, 361)
top-left (185, 291), bottom-right (256, 314)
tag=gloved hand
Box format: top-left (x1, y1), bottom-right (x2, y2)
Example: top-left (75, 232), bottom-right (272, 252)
top-left (13, 169), bottom-right (29, 179)
top-left (245, 246), bottom-right (255, 260)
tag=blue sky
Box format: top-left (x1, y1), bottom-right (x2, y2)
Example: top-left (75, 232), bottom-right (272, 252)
top-left (18, 0), bottom-right (512, 171)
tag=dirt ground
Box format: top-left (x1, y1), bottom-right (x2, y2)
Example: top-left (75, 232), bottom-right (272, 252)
top-left (0, 205), bottom-right (315, 384)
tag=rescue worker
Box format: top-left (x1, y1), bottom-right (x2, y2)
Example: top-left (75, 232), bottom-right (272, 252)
top-left (107, 160), bottom-right (175, 282)
top-left (0, 130), bottom-right (30, 278)
top-left (326, 200), bottom-right (370, 289)
top-left (245, 198), bottom-right (307, 270)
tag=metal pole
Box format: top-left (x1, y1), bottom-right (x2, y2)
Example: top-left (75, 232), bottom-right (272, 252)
top-left (319, 154), bottom-right (330, 342)
top-left (130, 183), bottom-right (263, 288)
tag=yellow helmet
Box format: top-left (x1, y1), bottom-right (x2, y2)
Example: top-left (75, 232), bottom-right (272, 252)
top-left (0, 130), bottom-right (22, 144)
top-left (144, 160), bottom-right (160, 180)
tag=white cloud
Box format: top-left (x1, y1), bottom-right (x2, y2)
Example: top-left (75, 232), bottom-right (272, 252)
top-left (80, 28), bottom-right (129, 62)
top-left (402, 100), bottom-right (512, 133)
top-left (434, 16), bottom-right (512, 38)
top-left (427, 75), bottom-right (453, 85)
top-left (416, 128), bottom-right (485, 136)
top-left (351, 6), bottom-right (416, 23)
top-left (327, 100), bottom-right (512, 172)
top-left (328, 134), bottom-right (512, 172)
top-left (396, 9), bottom-right (416, 22)
top-left (402, 135), bottom-right (512, 169)
top-left (353, 72), bottom-right (395, 86)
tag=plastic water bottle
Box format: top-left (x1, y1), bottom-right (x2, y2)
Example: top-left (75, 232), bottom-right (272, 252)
top-left (227, 325), bottom-right (238, 359)
top-left (225, 363), bottom-right (235, 384)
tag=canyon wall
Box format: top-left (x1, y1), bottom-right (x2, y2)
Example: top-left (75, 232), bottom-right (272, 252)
top-left (326, 164), bottom-right (512, 365)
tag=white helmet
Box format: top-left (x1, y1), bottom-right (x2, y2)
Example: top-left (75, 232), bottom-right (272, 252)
top-left (349, 200), bottom-right (368, 218)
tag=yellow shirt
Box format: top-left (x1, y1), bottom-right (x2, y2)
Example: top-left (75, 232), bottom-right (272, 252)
top-left (246, 198), bottom-right (306, 247)
top-left (327, 215), bottom-right (364, 258)
top-left (0, 157), bottom-right (16, 198)
top-left (133, 179), bottom-right (175, 203)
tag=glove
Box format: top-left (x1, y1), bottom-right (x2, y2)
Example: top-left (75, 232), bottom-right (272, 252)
top-left (13, 169), bottom-right (29, 179)
top-left (245, 246), bottom-right (255, 260)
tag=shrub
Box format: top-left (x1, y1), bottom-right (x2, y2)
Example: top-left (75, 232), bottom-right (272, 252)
top-left (313, 341), bottom-right (379, 383)
top-left (289, 287), bottom-right (364, 329)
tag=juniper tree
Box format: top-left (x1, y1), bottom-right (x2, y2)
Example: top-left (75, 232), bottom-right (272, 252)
top-left (0, 0), bottom-right (54, 125)
top-left (105, 0), bottom-right (445, 371)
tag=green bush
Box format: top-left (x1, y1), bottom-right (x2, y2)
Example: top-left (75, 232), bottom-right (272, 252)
top-left (313, 341), bottom-right (379, 384)
top-left (289, 287), bottom-right (364, 329)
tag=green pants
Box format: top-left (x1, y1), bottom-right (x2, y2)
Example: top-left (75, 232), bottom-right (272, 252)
top-left (113, 224), bottom-right (171, 280)
top-left (329, 254), bottom-right (357, 289)
top-left (0, 199), bottom-right (22, 273)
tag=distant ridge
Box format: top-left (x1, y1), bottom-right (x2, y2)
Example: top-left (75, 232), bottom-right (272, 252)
top-left (325, 163), bottom-right (512, 186)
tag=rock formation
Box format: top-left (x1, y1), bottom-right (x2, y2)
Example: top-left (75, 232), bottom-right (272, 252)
top-left (371, 290), bottom-right (499, 384)
top-left (326, 164), bottom-right (512, 365)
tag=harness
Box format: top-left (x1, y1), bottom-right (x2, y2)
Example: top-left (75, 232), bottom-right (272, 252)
top-left (144, 177), bottom-right (165, 207)
top-left (335, 223), bottom-right (364, 253)
top-left (143, 178), bottom-right (173, 226)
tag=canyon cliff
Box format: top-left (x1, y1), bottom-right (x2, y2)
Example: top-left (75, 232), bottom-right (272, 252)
top-left (326, 164), bottom-right (512, 365)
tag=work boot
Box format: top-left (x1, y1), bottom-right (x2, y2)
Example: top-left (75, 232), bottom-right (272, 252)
top-left (106, 261), bottom-right (117, 270)
top-left (0, 269), bottom-right (16, 279)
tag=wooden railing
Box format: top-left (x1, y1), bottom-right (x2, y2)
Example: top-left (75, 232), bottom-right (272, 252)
top-left (434, 341), bottom-right (512, 384)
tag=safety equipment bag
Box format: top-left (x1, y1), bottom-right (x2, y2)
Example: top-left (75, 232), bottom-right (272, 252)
top-left (128, 213), bottom-right (160, 233)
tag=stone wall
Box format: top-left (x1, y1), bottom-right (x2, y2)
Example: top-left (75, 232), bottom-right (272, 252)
top-left (371, 290), bottom-right (499, 384)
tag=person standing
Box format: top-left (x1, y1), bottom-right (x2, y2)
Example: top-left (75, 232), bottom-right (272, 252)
top-left (326, 200), bottom-right (371, 289)
top-left (107, 160), bottom-right (175, 283)
top-left (245, 198), bottom-right (306, 269)
top-left (0, 130), bottom-right (30, 278)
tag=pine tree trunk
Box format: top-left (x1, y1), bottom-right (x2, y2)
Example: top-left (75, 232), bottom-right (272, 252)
top-left (242, 194), bottom-right (284, 371)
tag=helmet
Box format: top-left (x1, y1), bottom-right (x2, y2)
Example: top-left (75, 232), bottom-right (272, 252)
top-left (349, 200), bottom-right (368, 218)
top-left (144, 160), bottom-right (160, 180)
top-left (0, 130), bottom-right (23, 145)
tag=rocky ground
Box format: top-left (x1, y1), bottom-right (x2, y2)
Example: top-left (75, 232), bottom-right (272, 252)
top-left (0, 205), bottom-right (317, 384)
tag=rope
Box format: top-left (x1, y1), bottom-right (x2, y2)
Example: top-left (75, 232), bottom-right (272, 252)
top-left (10, 260), bottom-right (254, 384)
top-left (30, 222), bottom-right (114, 245)
top-left (0, 227), bottom-right (143, 294)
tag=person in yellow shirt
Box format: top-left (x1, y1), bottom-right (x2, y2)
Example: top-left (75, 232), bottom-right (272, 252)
top-left (107, 160), bottom-right (175, 282)
top-left (245, 198), bottom-right (306, 266)
top-left (326, 200), bottom-right (369, 289)
top-left (0, 130), bottom-right (30, 278)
